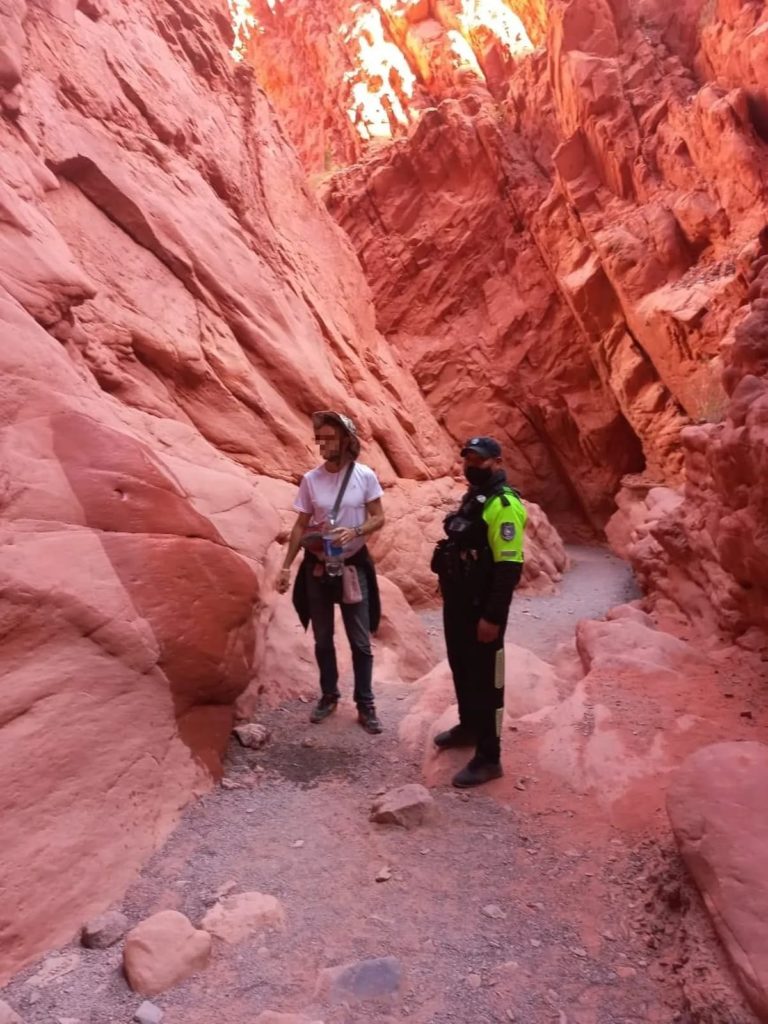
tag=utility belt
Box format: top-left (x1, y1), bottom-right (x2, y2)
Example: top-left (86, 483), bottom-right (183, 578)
top-left (431, 539), bottom-right (492, 602)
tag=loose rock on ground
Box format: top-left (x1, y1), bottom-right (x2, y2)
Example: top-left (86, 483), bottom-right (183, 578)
top-left (123, 911), bottom-right (211, 997)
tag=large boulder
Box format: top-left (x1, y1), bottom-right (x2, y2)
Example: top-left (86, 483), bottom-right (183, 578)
top-left (123, 911), bottom-right (211, 997)
top-left (667, 741), bottom-right (768, 1021)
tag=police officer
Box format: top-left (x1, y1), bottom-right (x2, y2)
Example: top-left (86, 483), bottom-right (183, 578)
top-left (431, 436), bottom-right (526, 787)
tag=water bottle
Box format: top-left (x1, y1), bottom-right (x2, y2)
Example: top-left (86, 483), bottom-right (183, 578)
top-left (322, 515), bottom-right (344, 577)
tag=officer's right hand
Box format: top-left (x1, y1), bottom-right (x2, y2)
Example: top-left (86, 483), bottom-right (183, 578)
top-left (276, 568), bottom-right (291, 594)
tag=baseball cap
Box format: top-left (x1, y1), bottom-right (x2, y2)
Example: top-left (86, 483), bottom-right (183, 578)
top-left (460, 435), bottom-right (502, 459)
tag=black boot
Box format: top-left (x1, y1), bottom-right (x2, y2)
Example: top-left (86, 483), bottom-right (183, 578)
top-left (310, 695), bottom-right (338, 724)
top-left (357, 706), bottom-right (383, 734)
top-left (434, 724), bottom-right (475, 750)
top-left (452, 756), bottom-right (503, 788)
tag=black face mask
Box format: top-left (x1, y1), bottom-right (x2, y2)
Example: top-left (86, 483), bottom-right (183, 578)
top-left (464, 465), bottom-right (494, 488)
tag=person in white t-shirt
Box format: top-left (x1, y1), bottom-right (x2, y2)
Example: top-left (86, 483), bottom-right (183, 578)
top-left (277, 411), bottom-right (386, 733)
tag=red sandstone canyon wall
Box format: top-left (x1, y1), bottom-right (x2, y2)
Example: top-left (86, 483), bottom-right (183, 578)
top-left (0, 0), bottom-right (458, 979)
top-left (245, 0), bottom-right (768, 538)
top-left (0, 0), bottom-right (568, 978)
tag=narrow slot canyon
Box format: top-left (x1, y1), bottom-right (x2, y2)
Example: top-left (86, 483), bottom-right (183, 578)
top-left (0, 1), bottom-right (767, 1023)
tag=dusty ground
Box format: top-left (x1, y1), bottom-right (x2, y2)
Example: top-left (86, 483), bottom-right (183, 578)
top-left (3, 547), bottom-right (762, 1024)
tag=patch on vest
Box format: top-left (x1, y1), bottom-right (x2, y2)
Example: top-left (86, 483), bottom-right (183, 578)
top-left (500, 522), bottom-right (516, 541)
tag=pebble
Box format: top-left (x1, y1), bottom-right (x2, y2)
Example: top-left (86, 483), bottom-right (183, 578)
top-left (134, 1003), bottom-right (164, 1024)
top-left (81, 910), bottom-right (129, 950)
top-left (481, 904), bottom-right (507, 920)
top-left (317, 956), bottom-right (402, 1001)
top-left (375, 866), bottom-right (392, 882)
top-left (234, 723), bottom-right (270, 749)
top-left (467, 973), bottom-right (482, 989)
top-left (530, 939), bottom-right (542, 948)
top-left (292, 840), bottom-right (305, 848)
top-left (571, 947), bottom-right (588, 958)
top-left (514, 779), bottom-right (527, 791)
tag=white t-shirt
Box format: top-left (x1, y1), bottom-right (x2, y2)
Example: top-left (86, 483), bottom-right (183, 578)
top-left (294, 462), bottom-right (383, 557)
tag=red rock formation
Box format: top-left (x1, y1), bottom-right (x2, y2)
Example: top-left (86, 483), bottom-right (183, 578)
top-left (0, 0), bottom-right (461, 981)
top-left (0, 0), bottom-right (567, 979)
top-left (668, 741), bottom-right (768, 1022)
top-left (609, 242), bottom-right (768, 645)
top-left (246, 0), bottom-right (768, 536)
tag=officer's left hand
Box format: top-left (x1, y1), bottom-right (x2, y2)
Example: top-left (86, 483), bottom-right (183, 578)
top-left (477, 618), bottom-right (500, 643)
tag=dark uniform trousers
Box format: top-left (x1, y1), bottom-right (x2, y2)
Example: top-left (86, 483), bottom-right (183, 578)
top-left (443, 594), bottom-right (508, 764)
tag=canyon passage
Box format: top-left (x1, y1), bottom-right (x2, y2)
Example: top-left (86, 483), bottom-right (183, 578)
top-left (0, 1), bottom-right (767, 1023)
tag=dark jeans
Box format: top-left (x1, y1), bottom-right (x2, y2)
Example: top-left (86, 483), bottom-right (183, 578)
top-left (443, 598), bottom-right (508, 764)
top-left (306, 567), bottom-right (374, 708)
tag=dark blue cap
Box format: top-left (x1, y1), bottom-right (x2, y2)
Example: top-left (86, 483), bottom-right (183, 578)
top-left (460, 436), bottom-right (502, 459)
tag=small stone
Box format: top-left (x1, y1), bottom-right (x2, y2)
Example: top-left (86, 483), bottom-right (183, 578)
top-left (419, 848), bottom-right (430, 855)
top-left (506, 1012), bottom-right (516, 1022)
top-left (0, 1002), bottom-right (24, 1024)
top-left (301, 737), bottom-right (316, 748)
top-left (481, 904), bottom-right (506, 920)
top-left (375, 866), bottom-right (392, 882)
top-left (460, 792), bottom-right (470, 802)
top-left (123, 911), bottom-right (211, 996)
top-left (221, 778), bottom-right (243, 790)
top-left (369, 784), bottom-right (434, 829)
top-left (292, 840), bottom-right (305, 848)
top-left (58, 1019), bottom-right (81, 1024)
top-left (214, 879), bottom-right (237, 899)
top-left (234, 723), bottom-right (270, 749)
top-left (564, 849), bottom-right (579, 858)
top-left (81, 910), bottom-right (129, 949)
top-left (317, 956), bottom-right (402, 1002)
top-left (514, 779), bottom-right (527, 791)
top-left (134, 1003), bottom-right (164, 1024)
top-left (602, 930), bottom-right (617, 941)
top-left (615, 965), bottom-right (637, 979)
top-left (571, 947), bottom-right (588, 958)
top-left (201, 892), bottom-right (285, 944)
top-left (467, 973), bottom-right (482, 989)
top-left (530, 939), bottom-right (542, 948)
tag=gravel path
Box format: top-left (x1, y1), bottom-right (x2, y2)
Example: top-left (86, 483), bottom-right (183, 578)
top-left (422, 545), bottom-right (641, 661)
top-left (3, 546), bottom-right (734, 1024)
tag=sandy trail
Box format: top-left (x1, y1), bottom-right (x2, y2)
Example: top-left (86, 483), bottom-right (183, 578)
top-left (3, 547), bottom-right (758, 1024)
